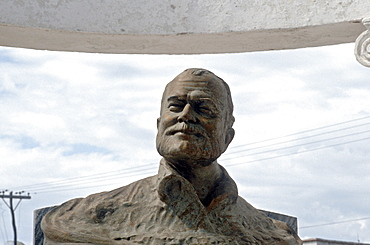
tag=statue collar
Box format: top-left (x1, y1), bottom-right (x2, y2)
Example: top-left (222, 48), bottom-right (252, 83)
top-left (156, 158), bottom-right (238, 209)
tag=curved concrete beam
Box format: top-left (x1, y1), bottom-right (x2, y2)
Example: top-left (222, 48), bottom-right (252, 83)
top-left (355, 17), bottom-right (370, 67)
top-left (0, 1), bottom-right (369, 54)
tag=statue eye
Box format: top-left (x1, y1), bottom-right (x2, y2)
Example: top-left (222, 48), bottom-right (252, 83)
top-left (199, 106), bottom-right (210, 113)
top-left (168, 103), bottom-right (184, 112)
top-left (198, 106), bottom-right (214, 117)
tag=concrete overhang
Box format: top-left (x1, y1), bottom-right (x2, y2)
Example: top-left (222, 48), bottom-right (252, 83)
top-left (0, 1), bottom-right (369, 55)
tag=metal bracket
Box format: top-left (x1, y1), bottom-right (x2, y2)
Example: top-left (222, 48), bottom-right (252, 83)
top-left (355, 17), bottom-right (370, 67)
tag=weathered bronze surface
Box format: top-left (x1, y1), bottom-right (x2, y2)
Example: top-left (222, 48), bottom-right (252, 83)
top-left (41, 68), bottom-right (302, 245)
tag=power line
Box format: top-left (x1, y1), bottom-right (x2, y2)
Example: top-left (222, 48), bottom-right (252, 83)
top-left (228, 115), bottom-right (370, 150)
top-left (14, 166), bottom-right (157, 193)
top-left (21, 135), bottom-right (370, 194)
top-left (10, 163), bottom-right (157, 191)
top-left (222, 129), bottom-right (370, 161)
top-left (6, 116), bottom-right (370, 194)
top-left (35, 168), bottom-right (157, 194)
top-left (224, 136), bottom-right (370, 168)
top-left (9, 132), bottom-right (370, 193)
top-left (300, 216), bottom-right (370, 229)
top-left (226, 122), bottom-right (370, 155)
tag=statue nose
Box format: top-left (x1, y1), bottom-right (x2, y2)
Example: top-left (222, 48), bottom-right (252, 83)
top-left (177, 104), bottom-right (197, 123)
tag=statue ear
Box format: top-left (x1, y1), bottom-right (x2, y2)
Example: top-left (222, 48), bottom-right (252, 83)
top-left (157, 117), bottom-right (160, 129)
top-left (224, 127), bottom-right (235, 147)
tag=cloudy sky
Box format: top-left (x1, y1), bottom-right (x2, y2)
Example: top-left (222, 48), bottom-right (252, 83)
top-left (0, 43), bottom-right (369, 244)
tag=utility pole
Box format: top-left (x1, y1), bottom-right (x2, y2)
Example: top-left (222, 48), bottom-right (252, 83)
top-left (0, 191), bottom-right (31, 245)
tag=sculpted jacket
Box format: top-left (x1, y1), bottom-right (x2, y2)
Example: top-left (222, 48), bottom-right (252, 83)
top-left (42, 159), bottom-right (301, 245)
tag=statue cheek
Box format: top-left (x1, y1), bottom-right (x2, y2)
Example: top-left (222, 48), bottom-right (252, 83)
top-left (161, 113), bottom-right (178, 125)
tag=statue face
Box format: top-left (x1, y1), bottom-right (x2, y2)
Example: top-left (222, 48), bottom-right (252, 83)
top-left (156, 73), bottom-right (234, 168)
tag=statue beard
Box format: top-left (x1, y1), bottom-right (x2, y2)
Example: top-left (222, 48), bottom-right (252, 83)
top-left (156, 124), bottom-right (222, 168)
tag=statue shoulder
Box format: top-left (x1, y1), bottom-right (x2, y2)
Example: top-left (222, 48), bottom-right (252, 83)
top-left (43, 175), bottom-right (157, 219)
top-left (41, 175), bottom-right (158, 244)
top-left (235, 196), bottom-right (302, 245)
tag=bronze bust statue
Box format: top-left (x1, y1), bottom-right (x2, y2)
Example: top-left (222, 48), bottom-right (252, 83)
top-left (42, 68), bottom-right (301, 245)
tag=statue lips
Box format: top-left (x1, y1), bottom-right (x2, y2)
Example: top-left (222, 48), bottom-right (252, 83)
top-left (166, 125), bottom-right (205, 140)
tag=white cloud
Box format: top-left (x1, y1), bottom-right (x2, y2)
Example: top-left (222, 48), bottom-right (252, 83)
top-left (0, 43), bottom-right (369, 244)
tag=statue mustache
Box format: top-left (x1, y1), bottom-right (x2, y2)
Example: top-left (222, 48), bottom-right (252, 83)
top-left (165, 123), bottom-right (207, 138)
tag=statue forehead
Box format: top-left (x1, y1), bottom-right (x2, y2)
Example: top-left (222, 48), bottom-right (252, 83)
top-left (164, 73), bottom-right (227, 98)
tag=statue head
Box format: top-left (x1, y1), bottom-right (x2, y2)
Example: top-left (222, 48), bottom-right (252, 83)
top-left (156, 68), bottom-right (235, 169)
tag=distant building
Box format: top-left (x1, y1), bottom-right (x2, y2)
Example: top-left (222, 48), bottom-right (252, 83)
top-left (303, 238), bottom-right (370, 245)
top-left (5, 241), bottom-right (25, 245)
